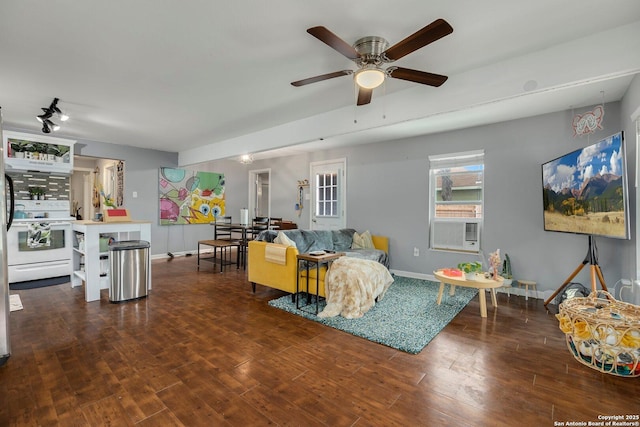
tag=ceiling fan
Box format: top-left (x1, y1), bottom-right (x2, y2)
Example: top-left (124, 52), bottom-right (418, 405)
top-left (291, 19), bottom-right (453, 106)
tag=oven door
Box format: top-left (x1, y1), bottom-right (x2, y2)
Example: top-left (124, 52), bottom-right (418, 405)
top-left (7, 221), bottom-right (72, 283)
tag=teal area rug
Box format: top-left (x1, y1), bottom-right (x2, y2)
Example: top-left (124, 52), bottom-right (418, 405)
top-left (268, 276), bottom-right (478, 354)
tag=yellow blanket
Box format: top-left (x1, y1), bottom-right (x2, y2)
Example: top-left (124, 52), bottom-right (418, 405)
top-left (265, 243), bottom-right (288, 265)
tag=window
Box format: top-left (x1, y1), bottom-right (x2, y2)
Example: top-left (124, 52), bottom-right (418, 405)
top-left (315, 172), bottom-right (339, 217)
top-left (429, 150), bottom-right (484, 252)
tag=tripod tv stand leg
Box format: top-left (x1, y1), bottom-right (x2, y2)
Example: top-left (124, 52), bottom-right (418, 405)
top-left (543, 235), bottom-right (608, 308)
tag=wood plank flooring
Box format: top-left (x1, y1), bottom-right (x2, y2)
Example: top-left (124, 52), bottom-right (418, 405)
top-left (1, 256), bottom-right (638, 426)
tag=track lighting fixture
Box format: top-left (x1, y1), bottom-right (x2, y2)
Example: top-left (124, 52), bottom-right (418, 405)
top-left (36, 97), bottom-right (69, 133)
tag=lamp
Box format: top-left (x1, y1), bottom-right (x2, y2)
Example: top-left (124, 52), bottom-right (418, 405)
top-left (239, 154), bottom-right (253, 164)
top-left (36, 97), bottom-right (68, 133)
top-left (354, 66), bottom-right (385, 89)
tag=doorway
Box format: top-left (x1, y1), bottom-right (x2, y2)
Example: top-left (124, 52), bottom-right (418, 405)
top-left (248, 168), bottom-right (271, 220)
top-left (310, 158), bottom-right (346, 230)
top-left (71, 156), bottom-right (123, 221)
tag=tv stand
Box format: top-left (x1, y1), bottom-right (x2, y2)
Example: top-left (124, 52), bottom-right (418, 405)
top-left (543, 235), bottom-right (608, 308)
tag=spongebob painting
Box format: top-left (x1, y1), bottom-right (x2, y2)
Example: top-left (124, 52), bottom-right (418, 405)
top-left (158, 167), bottom-right (225, 225)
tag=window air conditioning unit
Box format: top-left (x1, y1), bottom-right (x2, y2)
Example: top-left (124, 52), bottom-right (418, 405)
top-left (430, 219), bottom-right (480, 253)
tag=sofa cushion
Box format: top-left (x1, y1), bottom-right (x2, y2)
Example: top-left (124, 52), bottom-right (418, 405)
top-left (274, 231), bottom-right (297, 248)
top-left (255, 229), bottom-right (278, 242)
top-left (332, 228), bottom-right (356, 251)
top-left (306, 230), bottom-right (334, 253)
top-left (351, 230), bottom-right (374, 249)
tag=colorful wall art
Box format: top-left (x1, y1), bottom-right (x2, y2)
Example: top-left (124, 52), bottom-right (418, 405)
top-left (159, 167), bottom-right (225, 225)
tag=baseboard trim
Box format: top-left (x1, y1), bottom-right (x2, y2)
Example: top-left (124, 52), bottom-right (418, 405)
top-left (389, 269), bottom-right (436, 282)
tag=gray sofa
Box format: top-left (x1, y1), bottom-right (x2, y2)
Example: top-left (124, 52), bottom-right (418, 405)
top-left (255, 228), bottom-right (389, 267)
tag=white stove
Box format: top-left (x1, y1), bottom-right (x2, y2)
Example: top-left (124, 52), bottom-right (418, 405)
top-left (8, 199), bottom-right (74, 283)
top-left (14, 200), bottom-right (74, 221)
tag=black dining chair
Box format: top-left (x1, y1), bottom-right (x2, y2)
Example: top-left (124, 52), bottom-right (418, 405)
top-left (269, 217), bottom-right (282, 229)
top-left (214, 216), bottom-right (233, 240)
top-left (251, 217), bottom-right (269, 239)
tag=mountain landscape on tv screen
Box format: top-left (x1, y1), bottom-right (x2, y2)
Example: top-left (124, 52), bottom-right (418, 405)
top-left (543, 174), bottom-right (624, 214)
top-left (541, 132), bottom-right (627, 238)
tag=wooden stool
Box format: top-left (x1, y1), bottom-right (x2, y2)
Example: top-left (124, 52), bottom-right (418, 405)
top-left (517, 280), bottom-right (537, 301)
top-left (501, 279), bottom-right (513, 297)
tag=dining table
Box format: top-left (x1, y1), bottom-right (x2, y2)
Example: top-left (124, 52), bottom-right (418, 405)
top-left (213, 222), bottom-right (255, 269)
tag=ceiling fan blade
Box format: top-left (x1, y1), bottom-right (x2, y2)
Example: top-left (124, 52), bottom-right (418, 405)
top-left (383, 19), bottom-right (453, 61)
top-left (307, 26), bottom-right (360, 60)
top-left (291, 70), bottom-right (353, 87)
top-left (388, 67), bottom-right (448, 87)
top-left (357, 87), bottom-right (372, 106)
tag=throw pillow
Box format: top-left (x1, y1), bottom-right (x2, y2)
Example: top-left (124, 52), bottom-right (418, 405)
top-left (352, 230), bottom-right (374, 249)
top-left (274, 231), bottom-right (297, 248)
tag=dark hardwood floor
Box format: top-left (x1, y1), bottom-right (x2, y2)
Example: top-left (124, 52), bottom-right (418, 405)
top-left (1, 256), bottom-right (638, 426)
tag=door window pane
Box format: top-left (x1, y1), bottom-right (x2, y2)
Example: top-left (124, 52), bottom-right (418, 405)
top-left (315, 172), bottom-right (339, 217)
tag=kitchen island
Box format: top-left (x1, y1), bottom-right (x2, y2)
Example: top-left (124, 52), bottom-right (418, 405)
top-left (71, 220), bottom-right (151, 302)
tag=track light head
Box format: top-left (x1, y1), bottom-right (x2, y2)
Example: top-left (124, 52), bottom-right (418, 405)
top-left (50, 98), bottom-right (68, 121)
top-left (37, 109), bottom-right (53, 122)
top-left (43, 118), bottom-right (59, 131)
top-left (37, 97), bottom-right (69, 133)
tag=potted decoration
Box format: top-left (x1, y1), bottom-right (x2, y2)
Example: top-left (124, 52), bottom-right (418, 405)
top-left (488, 249), bottom-right (501, 280)
top-left (502, 253), bottom-right (513, 286)
top-left (29, 187), bottom-right (45, 200)
top-left (9, 140), bottom-right (26, 158)
top-left (56, 145), bottom-right (70, 163)
top-left (46, 144), bottom-right (60, 161)
top-left (457, 261), bottom-right (482, 280)
top-left (24, 143), bottom-right (37, 159)
top-left (33, 143), bottom-right (47, 160)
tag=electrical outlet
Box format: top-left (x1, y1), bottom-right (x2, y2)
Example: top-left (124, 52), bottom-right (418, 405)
top-left (413, 247), bottom-right (419, 257)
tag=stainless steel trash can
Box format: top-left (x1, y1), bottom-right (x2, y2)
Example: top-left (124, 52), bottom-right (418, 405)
top-left (109, 240), bottom-right (150, 302)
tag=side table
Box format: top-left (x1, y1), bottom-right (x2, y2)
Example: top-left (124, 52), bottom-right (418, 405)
top-left (296, 252), bottom-right (343, 314)
top-left (433, 270), bottom-right (503, 318)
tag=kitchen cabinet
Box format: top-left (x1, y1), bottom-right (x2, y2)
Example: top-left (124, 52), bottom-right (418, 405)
top-left (3, 131), bottom-right (74, 174)
top-left (71, 221), bottom-right (151, 302)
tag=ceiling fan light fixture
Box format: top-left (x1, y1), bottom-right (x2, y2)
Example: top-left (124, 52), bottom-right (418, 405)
top-left (355, 67), bottom-right (385, 89)
top-left (239, 154), bottom-right (254, 164)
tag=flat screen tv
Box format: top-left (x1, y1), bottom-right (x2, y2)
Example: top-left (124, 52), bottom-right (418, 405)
top-left (541, 131), bottom-right (630, 239)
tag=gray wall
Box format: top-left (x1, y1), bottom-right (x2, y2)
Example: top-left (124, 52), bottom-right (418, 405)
top-left (194, 100), bottom-right (635, 300)
top-left (621, 74), bottom-right (640, 279)
top-left (8, 85), bottom-right (638, 297)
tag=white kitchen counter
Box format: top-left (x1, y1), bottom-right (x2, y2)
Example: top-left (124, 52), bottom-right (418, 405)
top-left (71, 221), bottom-right (152, 302)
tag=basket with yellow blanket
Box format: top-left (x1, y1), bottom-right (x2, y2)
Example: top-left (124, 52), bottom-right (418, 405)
top-left (556, 291), bottom-right (640, 377)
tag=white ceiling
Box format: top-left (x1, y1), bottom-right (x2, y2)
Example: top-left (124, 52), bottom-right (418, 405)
top-left (1, 1), bottom-right (639, 165)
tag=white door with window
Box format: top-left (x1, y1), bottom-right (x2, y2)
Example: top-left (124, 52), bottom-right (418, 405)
top-left (310, 159), bottom-right (346, 230)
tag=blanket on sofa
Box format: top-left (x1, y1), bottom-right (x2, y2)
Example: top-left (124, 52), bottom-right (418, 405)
top-left (318, 257), bottom-right (394, 319)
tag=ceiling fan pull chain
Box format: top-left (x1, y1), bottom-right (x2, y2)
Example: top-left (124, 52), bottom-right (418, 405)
top-left (353, 82), bottom-right (358, 124)
top-left (382, 79), bottom-right (387, 120)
